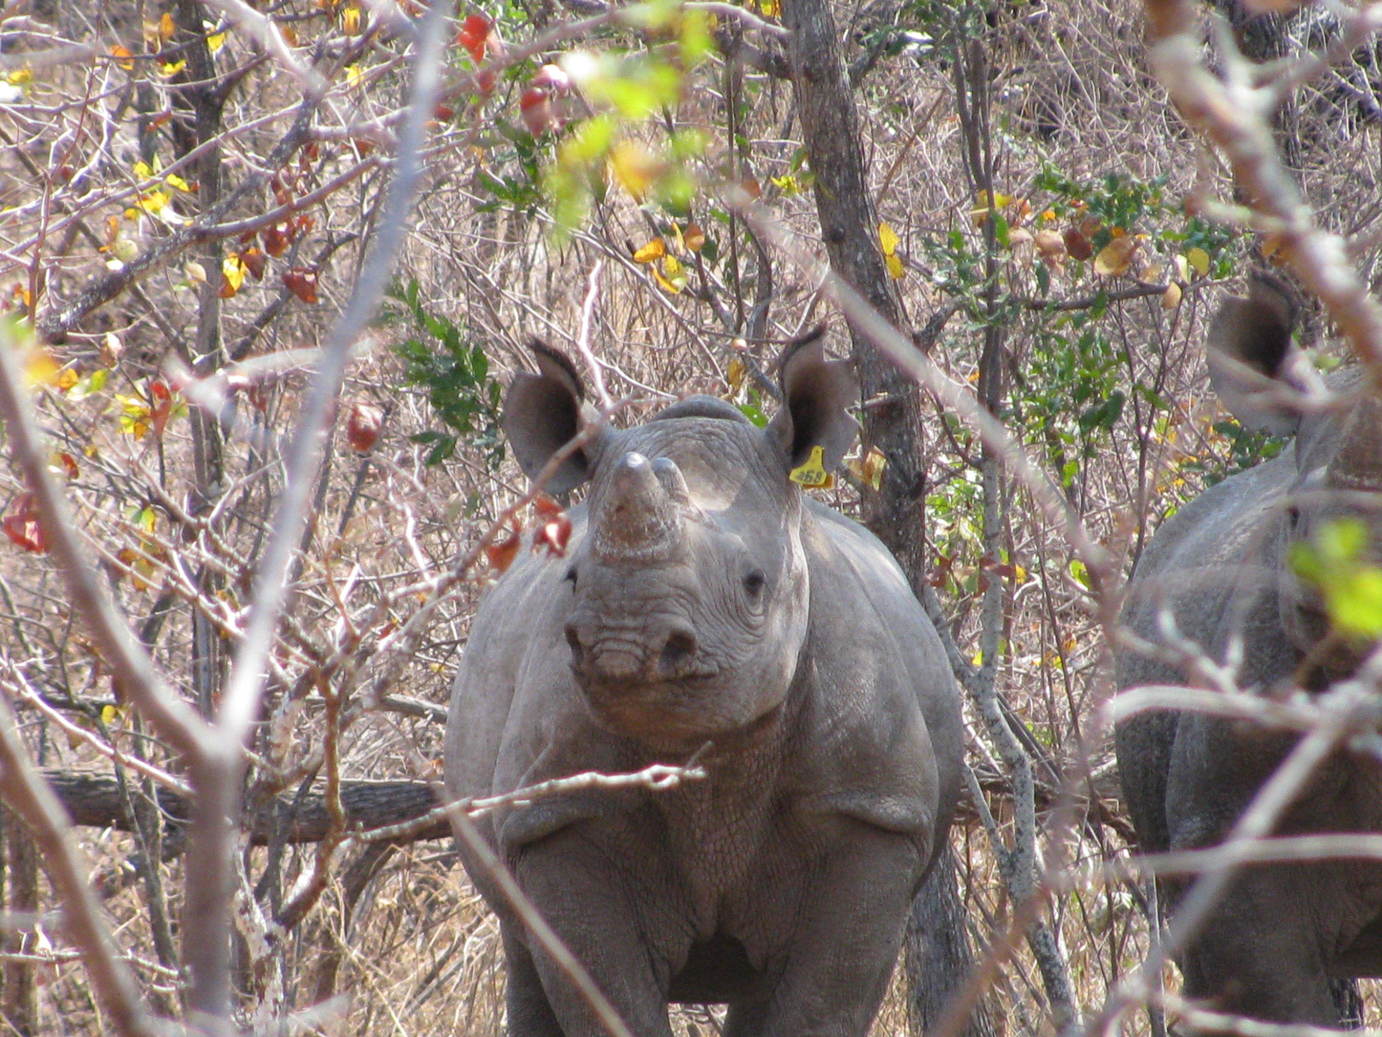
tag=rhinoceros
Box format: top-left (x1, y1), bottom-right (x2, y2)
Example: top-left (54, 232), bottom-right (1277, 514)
top-left (1115, 278), bottom-right (1382, 1026)
top-left (444, 332), bottom-right (963, 1036)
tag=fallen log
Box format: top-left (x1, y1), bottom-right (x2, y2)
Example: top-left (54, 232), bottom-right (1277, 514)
top-left (42, 771), bottom-right (449, 845)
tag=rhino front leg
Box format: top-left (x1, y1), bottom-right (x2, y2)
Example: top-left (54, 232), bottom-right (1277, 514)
top-left (1175, 866), bottom-right (1341, 1028)
top-left (509, 831), bottom-right (681, 1037)
top-left (500, 927), bottom-right (565, 1037)
top-left (731, 822), bottom-right (923, 1037)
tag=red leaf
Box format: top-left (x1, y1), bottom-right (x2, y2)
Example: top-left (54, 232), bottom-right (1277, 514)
top-left (519, 87), bottom-right (553, 136)
top-left (485, 527), bottom-right (521, 573)
top-left (262, 224), bottom-right (290, 256)
top-left (346, 400), bottom-right (383, 452)
top-left (239, 247), bottom-right (266, 281)
top-left (457, 13), bottom-right (490, 64)
top-left (535, 513), bottom-right (572, 557)
top-left (3, 493), bottom-right (47, 554)
top-left (283, 267), bottom-right (318, 304)
top-left (1063, 226), bottom-right (1093, 262)
top-left (149, 380), bottom-right (173, 437)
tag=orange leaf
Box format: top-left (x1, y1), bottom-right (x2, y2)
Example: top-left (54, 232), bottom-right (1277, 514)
top-left (484, 528), bottom-right (521, 573)
top-left (632, 237), bottom-right (666, 263)
top-left (533, 493), bottom-right (563, 519)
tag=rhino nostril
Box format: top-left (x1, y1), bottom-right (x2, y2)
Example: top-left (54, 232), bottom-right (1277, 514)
top-left (660, 629), bottom-right (697, 674)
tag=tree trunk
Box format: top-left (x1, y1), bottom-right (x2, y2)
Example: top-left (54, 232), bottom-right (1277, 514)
top-left (781, 5), bottom-right (995, 1036)
top-left (2, 806), bottom-right (39, 1036)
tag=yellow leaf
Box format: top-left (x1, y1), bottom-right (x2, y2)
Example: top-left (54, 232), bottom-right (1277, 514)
top-left (56, 368), bottom-right (79, 392)
top-left (159, 59), bottom-right (187, 77)
top-left (878, 221), bottom-right (900, 255)
top-left (1186, 246), bottom-right (1210, 277)
top-left (1161, 282), bottom-right (1183, 310)
top-left (609, 140), bottom-right (661, 200)
top-left (1173, 253), bottom-right (1190, 282)
top-left (885, 252), bottom-right (905, 280)
top-left (345, 63), bottom-right (364, 87)
top-left (684, 223), bottom-right (705, 252)
top-left (208, 31), bottom-right (227, 51)
top-left (159, 12), bottom-right (176, 40)
top-left (1093, 235), bottom-right (1137, 277)
top-left (23, 350), bottom-right (60, 389)
top-left (185, 260), bottom-right (207, 284)
top-left (342, 3), bottom-right (362, 34)
top-left (164, 173), bottom-right (192, 193)
top-left (111, 45), bottom-right (135, 70)
top-left (7, 68), bottom-right (33, 85)
top-left (727, 356), bottom-right (746, 392)
top-left (222, 254), bottom-right (246, 292)
top-left (845, 446), bottom-right (887, 491)
top-left (132, 160), bottom-right (154, 180)
top-left (652, 254), bottom-right (686, 294)
top-left (100, 704), bottom-right (128, 726)
top-left (632, 237), bottom-right (666, 263)
top-left (789, 444), bottom-right (833, 489)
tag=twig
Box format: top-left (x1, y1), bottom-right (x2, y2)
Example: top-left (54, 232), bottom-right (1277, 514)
top-left (357, 760), bottom-right (707, 843)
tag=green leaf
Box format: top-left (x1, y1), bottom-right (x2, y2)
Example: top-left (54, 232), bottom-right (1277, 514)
top-left (1331, 570), bottom-right (1382, 637)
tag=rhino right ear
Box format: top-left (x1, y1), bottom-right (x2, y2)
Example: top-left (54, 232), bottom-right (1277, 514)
top-left (502, 341), bottom-right (601, 493)
top-left (1207, 277), bottom-right (1321, 435)
top-left (766, 326), bottom-right (860, 471)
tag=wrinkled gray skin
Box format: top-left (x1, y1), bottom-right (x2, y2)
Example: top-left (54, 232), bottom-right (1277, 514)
top-left (445, 334), bottom-right (963, 1036)
top-left (1116, 280), bottom-right (1382, 1027)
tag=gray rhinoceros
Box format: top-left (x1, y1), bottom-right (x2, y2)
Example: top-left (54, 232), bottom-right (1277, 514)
top-left (445, 332), bottom-right (963, 1036)
top-left (1115, 278), bottom-right (1382, 1026)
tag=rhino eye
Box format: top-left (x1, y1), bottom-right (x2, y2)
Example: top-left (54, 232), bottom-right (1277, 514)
top-left (743, 569), bottom-right (767, 597)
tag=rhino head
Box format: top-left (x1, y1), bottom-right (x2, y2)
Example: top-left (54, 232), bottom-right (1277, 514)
top-left (1208, 278), bottom-right (1382, 678)
top-left (502, 331), bottom-right (858, 748)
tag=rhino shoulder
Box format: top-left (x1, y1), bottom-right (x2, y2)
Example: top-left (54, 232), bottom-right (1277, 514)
top-left (787, 503), bottom-right (963, 849)
top-left (444, 509), bottom-right (597, 814)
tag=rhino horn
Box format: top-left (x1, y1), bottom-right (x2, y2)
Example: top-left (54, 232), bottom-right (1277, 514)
top-left (1331, 391), bottom-right (1382, 489)
top-left (593, 452), bottom-right (685, 561)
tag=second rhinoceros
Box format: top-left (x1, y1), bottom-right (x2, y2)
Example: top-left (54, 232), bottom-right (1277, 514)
top-left (445, 332), bottom-right (963, 1036)
top-left (1116, 279), bottom-right (1382, 1027)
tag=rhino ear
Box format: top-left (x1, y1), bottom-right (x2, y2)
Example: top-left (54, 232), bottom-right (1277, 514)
top-left (502, 341), bottom-right (601, 493)
top-left (766, 327), bottom-right (860, 471)
top-left (1207, 277), bottom-right (1320, 435)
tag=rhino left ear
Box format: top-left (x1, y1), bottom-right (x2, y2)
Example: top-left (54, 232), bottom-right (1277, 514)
top-left (1207, 276), bottom-right (1322, 436)
top-left (502, 340), bottom-right (602, 493)
top-left (766, 327), bottom-right (859, 471)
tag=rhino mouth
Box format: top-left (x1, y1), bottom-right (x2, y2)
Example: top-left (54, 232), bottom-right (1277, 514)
top-left (575, 670), bottom-right (742, 742)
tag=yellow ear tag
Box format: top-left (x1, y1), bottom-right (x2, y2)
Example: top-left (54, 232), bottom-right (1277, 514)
top-left (789, 445), bottom-right (834, 489)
